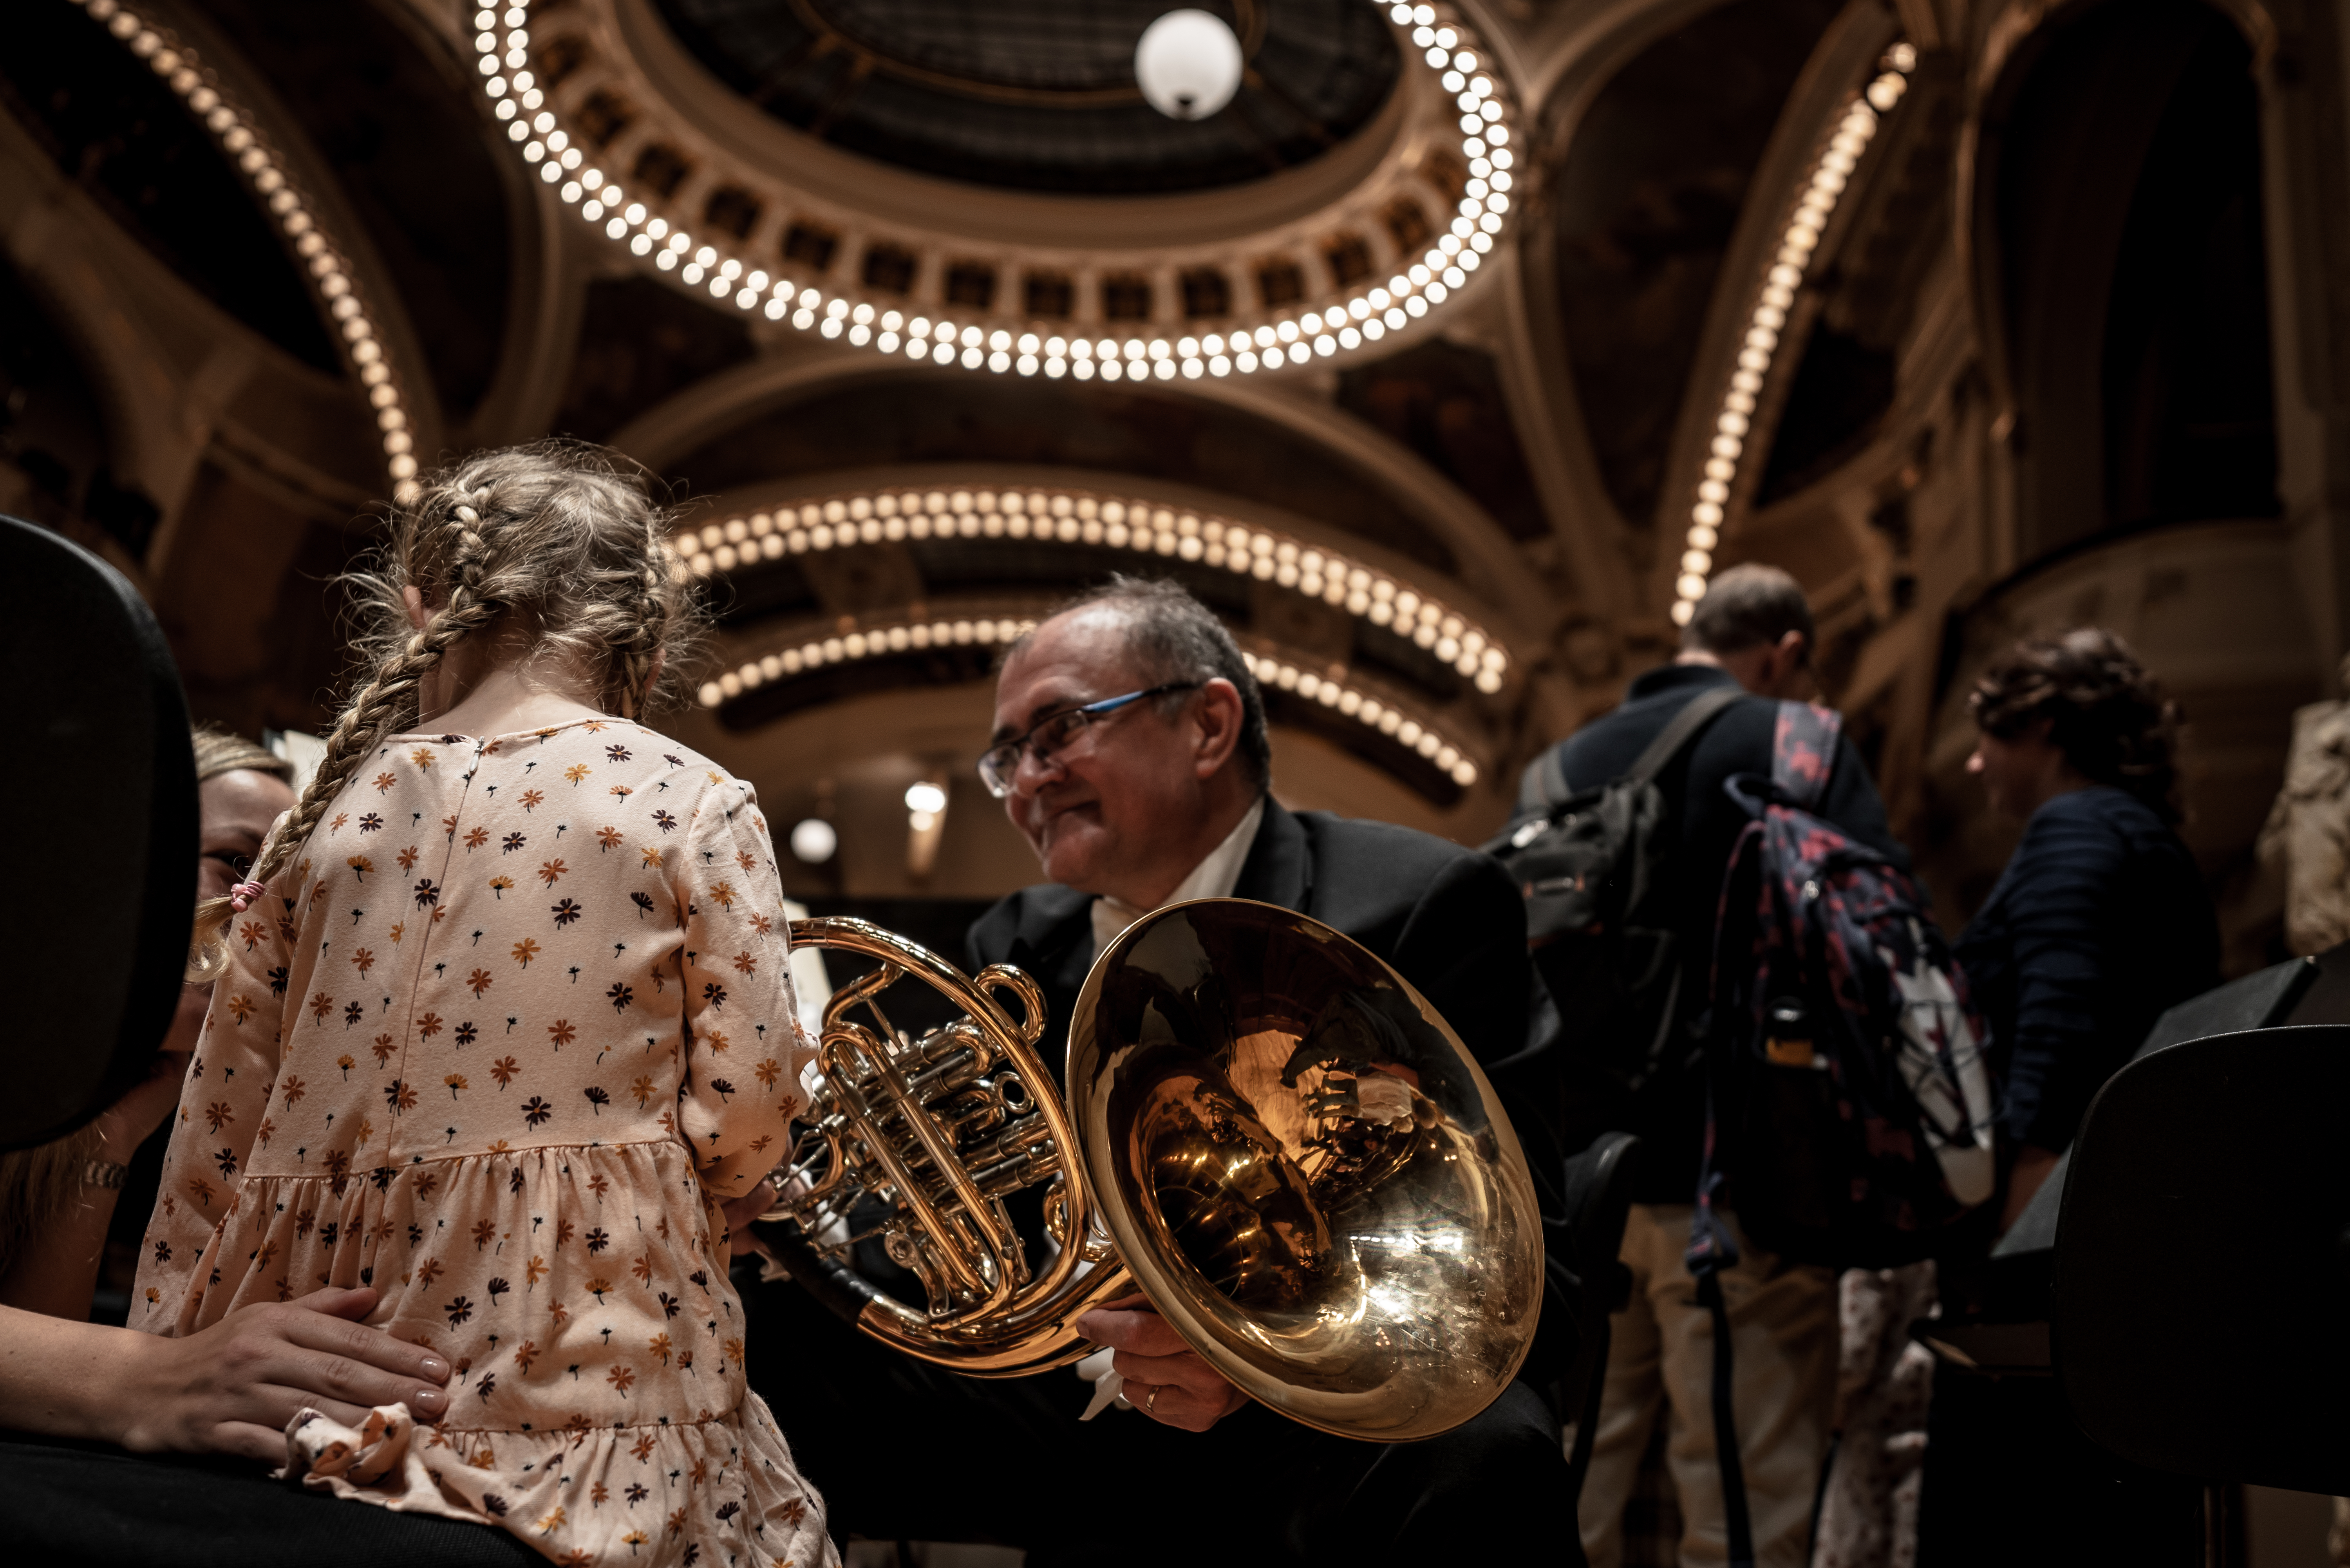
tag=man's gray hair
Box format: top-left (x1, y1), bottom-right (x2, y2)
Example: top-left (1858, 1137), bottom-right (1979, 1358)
top-left (1011, 575), bottom-right (1272, 788)
top-left (1680, 562), bottom-right (1815, 660)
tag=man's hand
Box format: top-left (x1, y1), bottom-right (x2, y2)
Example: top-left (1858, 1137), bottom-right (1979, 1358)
top-left (1076, 1296), bottom-right (1248, 1432)
top-left (112, 1287), bottom-right (450, 1462)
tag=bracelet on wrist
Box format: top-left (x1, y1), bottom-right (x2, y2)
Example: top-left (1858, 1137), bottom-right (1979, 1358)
top-left (80, 1160), bottom-right (128, 1191)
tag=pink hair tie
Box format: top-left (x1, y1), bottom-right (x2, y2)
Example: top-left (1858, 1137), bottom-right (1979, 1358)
top-left (228, 879), bottom-right (267, 913)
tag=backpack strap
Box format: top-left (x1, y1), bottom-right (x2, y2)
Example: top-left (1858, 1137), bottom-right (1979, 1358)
top-left (1625, 683), bottom-right (1744, 787)
top-left (1517, 741), bottom-right (1573, 816)
top-left (1768, 700), bottom-right (1843, 812)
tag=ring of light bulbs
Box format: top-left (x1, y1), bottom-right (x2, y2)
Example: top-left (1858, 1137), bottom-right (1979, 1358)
top-left (1670, 43), bottom-right (1916, 627)
top-left (476, 2), bottom-right (1516, 382)
top-left (703, 616), bottom-right (1484, 792)
top-left (68, 0), bottom-right (422, 503)
top-left (672, 483), bottom-right (1512, 694)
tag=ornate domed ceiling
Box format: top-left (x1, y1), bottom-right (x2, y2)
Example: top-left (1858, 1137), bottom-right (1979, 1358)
top-left (480, 0), bottom-right (1518, 382)
top-left (653, 0), bottom-right (1400, 195)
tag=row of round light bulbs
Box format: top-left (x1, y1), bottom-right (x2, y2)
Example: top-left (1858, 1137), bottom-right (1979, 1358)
top-left (478, 2), bottom-right (1514, 382)
top-left (701, 619), bottom-right (1481, 791)
top-left (1671, 43), bottom-right (1916, 626)
top-left (672, 486), bottom-right (1510, 691)
top-left (1240, 651), bottom-right (1480, 788)
top-left (70, 0), bottom-right (420, 505)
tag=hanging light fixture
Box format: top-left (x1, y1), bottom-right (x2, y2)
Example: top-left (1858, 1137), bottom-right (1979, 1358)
top-left (1134, 9), bottom-right (1244, 120)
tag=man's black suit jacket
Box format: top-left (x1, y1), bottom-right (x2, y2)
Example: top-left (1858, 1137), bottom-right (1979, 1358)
top-left (965, 796), bottom-right (1574, 1390)
top-left (965, 797), bottom-right (1540, 1098)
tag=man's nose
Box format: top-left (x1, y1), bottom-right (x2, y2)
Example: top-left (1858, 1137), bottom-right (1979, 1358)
top-left (1009, 743), bottom-right (1067, 798)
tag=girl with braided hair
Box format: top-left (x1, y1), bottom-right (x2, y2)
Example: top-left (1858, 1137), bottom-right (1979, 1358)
top-left (136, 443), bottom-right (833, 1567)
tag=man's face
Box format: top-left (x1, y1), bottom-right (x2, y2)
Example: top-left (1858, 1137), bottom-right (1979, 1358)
top-left (990, 608), bottom-right (1205, 895)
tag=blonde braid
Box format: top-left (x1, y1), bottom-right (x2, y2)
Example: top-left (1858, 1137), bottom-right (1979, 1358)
top-left (615, 521), bottom-right (669, 719)
top-left (186, 490), bottom-right (509, 981)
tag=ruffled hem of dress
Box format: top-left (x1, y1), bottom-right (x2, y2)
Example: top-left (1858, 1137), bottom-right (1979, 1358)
top-left (284, 1392), bottom-right (834, 1568)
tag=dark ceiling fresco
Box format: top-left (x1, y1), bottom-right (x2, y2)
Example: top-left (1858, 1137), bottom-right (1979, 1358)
top-left (1336, 339), bottom-right (1550, 544)
top-left (556, 276), bottom-right (758, 444)
top-left (1549, 0), bottom-right (1842, 527)
top-left (653, 0), bottom-right (1399, 193)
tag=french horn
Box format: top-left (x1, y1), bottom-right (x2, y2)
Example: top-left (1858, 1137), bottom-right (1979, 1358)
top-left (756, 897), bottom-right (1544, 1440)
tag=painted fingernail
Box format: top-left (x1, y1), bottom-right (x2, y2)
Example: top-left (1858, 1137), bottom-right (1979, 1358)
top-left (419, 1357), bottom-right (449, 1382)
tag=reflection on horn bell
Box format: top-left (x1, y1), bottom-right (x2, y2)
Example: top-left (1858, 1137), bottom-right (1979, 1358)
top-left (755, 897), bottom-right (1542, 1441)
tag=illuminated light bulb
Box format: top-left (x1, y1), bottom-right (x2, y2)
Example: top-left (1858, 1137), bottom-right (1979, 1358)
top-left (789, 819), bottom-right (837, 863)
top-left (1135, 10), bottom-right (1243, 120)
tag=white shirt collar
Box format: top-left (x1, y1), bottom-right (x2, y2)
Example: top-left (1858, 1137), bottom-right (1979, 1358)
top-left (1089, 796), bottom-right (1266, 959)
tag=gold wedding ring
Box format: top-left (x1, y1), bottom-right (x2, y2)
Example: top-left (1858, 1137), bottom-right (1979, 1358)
top-left (1145, 1385), bottom-right (1160, 1414)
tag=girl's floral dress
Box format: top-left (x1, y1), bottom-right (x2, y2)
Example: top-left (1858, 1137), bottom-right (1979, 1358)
top-left (135, 718), bottom-right (833, 1568)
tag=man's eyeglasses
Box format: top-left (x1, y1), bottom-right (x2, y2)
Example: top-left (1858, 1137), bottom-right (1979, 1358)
top-left (978, 682), bottom-right (1199, 798)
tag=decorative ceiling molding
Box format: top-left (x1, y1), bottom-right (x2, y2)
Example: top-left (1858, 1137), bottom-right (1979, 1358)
top-left (61, 0), bottom-right (428, 502)
top-left (474, 0), bottom-right (1520, 381)
top-left (1657, 30), bottom-right (1918, 625)
top-left (671, 478), bottom-right (1516, 691)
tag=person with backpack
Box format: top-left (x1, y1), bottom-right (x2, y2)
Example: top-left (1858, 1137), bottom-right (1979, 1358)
top-left (1508, 565), bottom-right (1914, 1568)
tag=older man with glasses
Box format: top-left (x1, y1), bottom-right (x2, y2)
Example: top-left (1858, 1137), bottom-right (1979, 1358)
top-left (735, 575), bottom-right (1580, 1566)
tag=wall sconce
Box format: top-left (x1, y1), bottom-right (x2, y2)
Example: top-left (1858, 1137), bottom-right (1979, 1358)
top-left (905, 779), bottom-right (947, 882)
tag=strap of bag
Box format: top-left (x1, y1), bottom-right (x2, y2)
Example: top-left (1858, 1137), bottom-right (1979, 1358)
top-left (1685, 1080), bottom-right (1757, 1568)
top-left (1517, 741), bottom-right (1574, 816)
top-left (1767, 700), bottom-right (1842, 812)
top-left (1627, 684), bottom-right (1744, 787)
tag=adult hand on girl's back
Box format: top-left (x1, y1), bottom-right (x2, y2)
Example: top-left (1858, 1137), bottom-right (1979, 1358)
top-left (110, 1286), bottom-right (451, 1462)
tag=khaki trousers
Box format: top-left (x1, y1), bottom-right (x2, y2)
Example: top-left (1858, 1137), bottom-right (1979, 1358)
top-left (1577, 1203), bottom-right (1839, 1568)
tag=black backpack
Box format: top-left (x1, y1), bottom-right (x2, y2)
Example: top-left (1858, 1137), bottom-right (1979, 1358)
top-left (1486, 685), bottom-right (1743, 1112)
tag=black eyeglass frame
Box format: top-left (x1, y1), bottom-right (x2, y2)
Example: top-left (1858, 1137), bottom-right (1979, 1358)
top-left (977, 682), bottom-right (1201, 798)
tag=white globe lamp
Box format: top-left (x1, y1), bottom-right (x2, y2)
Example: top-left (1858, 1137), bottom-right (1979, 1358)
top-left (1135, 10), bottom-right (1244, 121)
top-left (789, 817), bottom-right (838, 864)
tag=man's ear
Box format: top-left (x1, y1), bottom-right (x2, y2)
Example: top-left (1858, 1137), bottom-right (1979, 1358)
top-left (1772, 631), bottom-right (1811, 697)
top-left (1191, 678), bottom-right (1246, 779)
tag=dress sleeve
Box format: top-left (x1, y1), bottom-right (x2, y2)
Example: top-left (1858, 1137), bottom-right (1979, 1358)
top-left (134, 893), bottom-right (294, 1333)
top-left (1995, 801), bottom-right (2128, 1150)
top-left (669, 775), bottom-right (814, 1217)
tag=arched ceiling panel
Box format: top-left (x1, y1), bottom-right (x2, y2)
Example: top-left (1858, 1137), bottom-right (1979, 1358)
top-left (183, 0), bottom-right (515, 422)
top-left (0, 1), bottom-right (338, 373)
top-left (0, 253), bottom-right (154, 559)
top-left (554, 273), bottom-right (757, 442)
top-left (1334, 337), bottom-right (1548, 543)
top-left (656, 367), bottom-right (1462, 574)
top-left (1548, 0), bottom-right (1841, 527)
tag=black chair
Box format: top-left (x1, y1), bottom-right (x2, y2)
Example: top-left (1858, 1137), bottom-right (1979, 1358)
top-left (1, 514), bottom-right (197, 1149)
top-left (1558, 1131), bottom-right (1641, 1499)
top-left (2054, 1023), bottom-right (2350, 1496)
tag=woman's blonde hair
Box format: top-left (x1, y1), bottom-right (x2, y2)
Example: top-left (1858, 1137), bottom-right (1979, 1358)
top-left (187, 441), bottom-right (703, 978)
top-left (191, 725), bottom-right (293, 787)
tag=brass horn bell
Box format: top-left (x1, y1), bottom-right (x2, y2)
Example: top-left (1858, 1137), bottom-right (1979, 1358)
top-left (757, 897), bottom-right (1544, 1441)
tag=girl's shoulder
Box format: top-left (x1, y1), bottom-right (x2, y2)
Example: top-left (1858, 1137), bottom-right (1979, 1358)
top-left (466, 719), bottom-right (733, 782)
